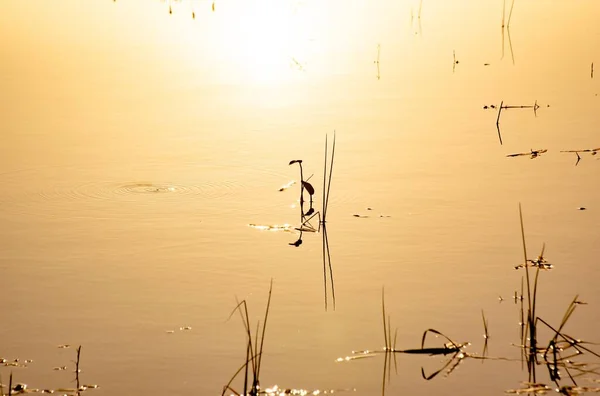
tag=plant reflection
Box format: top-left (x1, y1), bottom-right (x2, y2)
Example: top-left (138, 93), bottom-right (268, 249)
top-left (288, 133), bottom-right (336, 311)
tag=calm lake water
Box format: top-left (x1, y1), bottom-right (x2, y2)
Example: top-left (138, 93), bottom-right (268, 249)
top-left (1, 0), bottom-right (600, 394)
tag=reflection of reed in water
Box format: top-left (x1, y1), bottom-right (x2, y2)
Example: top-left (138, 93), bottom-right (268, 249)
top-left (560, 148), bottom-right (600, 166)
top-left (335, 206), bottom-right (600, 394)
top-left (288, 133), bottom-right (337, 310)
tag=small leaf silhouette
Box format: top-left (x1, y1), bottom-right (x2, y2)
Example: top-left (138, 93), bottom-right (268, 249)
top-left (289, 239), bottom-right (303, 247)
top-left (302, 181), bottom-right (315, 195)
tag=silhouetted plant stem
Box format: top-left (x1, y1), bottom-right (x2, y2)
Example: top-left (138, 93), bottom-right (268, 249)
top-left (507, 0), bottom-right (515, 28)
top-left (223, 281), bottom-right (273, 396)
top-left (324, 132), bottom-right (335, 222)
top-left (496, 100), bottom-right (504, 126)
top-left (75, 346), bottom-right (82, 394)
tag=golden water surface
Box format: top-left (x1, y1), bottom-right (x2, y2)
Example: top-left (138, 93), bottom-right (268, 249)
top-left (1, 0), bottom-right (600, 394)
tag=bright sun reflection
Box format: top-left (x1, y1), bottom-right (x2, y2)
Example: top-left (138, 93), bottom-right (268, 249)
top-left (218, 0), bottom-right (308, 85)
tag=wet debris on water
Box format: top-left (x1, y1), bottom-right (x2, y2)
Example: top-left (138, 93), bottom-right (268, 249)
top-left (453, 50), bottom-right (459, 73)
top-left (506, 149), bottom-right (548, 159)
top-left (514, 243), bottom-right (553, 270)
top-left (353, 207), bottom-right (391, 218)
top-left (2, 358), bottom-right (32, 367)
top-left (278, 180), bottom-right (296, 192)
top-left (57, 345), bottom-right (70, 349)
top-left (560, 148), bottom-right (599, 166)
top-left (352, 214), bottom-right (369, 218)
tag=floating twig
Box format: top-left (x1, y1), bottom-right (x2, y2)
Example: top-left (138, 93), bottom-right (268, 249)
top-left (560, 148), bottom-right (599, 166)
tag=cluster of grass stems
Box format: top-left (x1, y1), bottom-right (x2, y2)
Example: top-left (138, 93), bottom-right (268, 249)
top-left (516, 204), bottom-right (600, 392)
top-left (222, 280), bottom-right (273, 396)
top-left (334, 204), bottom-right (600, 396)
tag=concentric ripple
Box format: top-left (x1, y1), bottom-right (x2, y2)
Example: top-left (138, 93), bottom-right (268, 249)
top-left (0, 162), bottom-right (288, 220)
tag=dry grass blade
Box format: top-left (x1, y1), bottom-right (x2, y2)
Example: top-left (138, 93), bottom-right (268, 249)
top-left (482, 310), bottom-right (489, 360)
top-left (323, 131), bottom-right (336, 221)
top-left (323, 225), bottom-right (335, 310)
top-left (496, 100), bottom-right (504, 125)
top-left (320, 132), bottom-right (337, 311)
top-left (420, 352), bottom-right (461, 380)
top-left (519, 204), bottom-right (533, 318)
top-left (382, 288), bottom-right (388, 350)
top-left (221, 352), bottom-right (263, 396)
top-left (482, 310), bottom-right (489, 338)
top-left (75, 345), bottom-right (82, 393)
top-left (557, 296), bottom-right (579, 334)
top-left (421, 328), bottom-right (459, 349)
top-left (255, 279), bottom-right (273, 381)
top-left (322, 135), bottom-right (328, 222)
top-left (222, 282), bottom-right (273, 396)
top-left (507, 0), bottom-right (515, 27)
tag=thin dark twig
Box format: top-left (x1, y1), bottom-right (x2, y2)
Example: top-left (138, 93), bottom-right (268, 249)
top-left (507, 0), bottom-right (515, 28)
top-left (323, 131), bottom-right (336, 222)
top-left (221, 352), bottom-right (264, 396)
top-left (323, 225), bottom-right (335, 310)
top-left (507, 26), bottom-right (515, 65)
top-left (75, 346), bottom-right (82, 394)
top-left (322, 135), bottom-right (328, 223)
top-left (382, 288), bottom-right (388, 351)
top-left (256, 279), bottom-right (273, 380)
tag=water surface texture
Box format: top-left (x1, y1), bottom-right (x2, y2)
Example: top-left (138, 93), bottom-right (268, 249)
top-left (1, 1), bottom-right (600, 395)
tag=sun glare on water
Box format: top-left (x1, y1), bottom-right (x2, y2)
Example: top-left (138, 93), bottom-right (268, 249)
top-left (214, 0), bottom-right (312, 86)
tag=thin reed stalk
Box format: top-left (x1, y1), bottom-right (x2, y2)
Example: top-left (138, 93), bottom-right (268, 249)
top-left (75, 345), bottom-right (82, 394)
top-left (223, 281), bottom-right (273, 396)
top-left (507, 0), bottom-right (515, 28)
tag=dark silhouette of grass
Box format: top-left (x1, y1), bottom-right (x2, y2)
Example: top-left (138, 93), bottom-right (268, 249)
top-left (335, 205), bottom-right (600, 394)
top-left (75, 346), bottom-right (82, 395)
top-left (288, 133), bottom-right (337, 311)
top-left (513, 204), bottom-right (600, 390)
top-left (482, 309), bottom-right (489, 360)
top-left (222, 280), bottom-right (273, 396)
